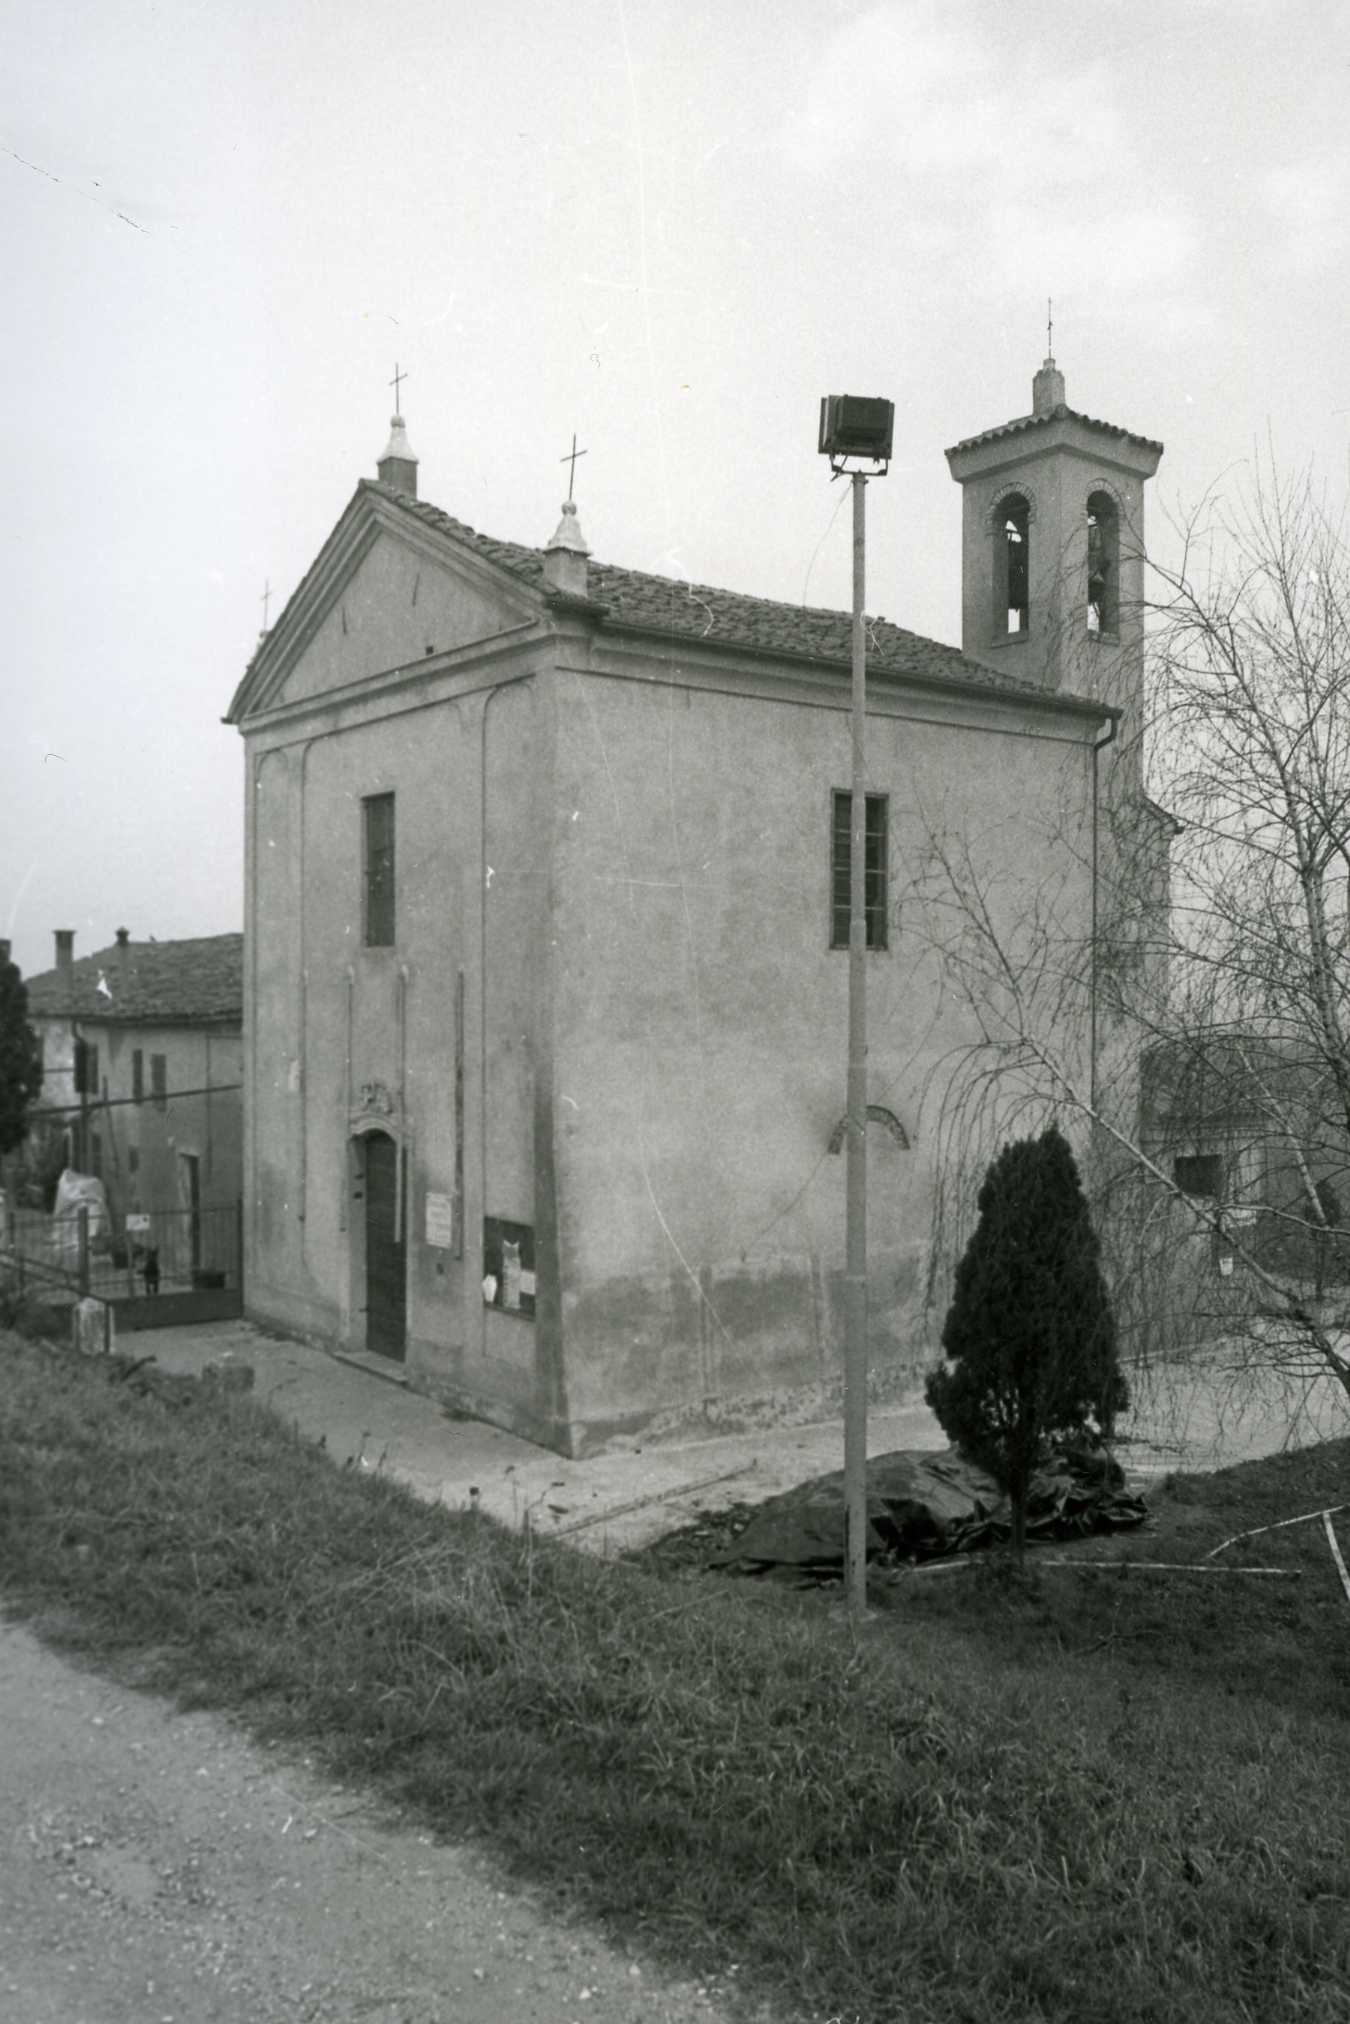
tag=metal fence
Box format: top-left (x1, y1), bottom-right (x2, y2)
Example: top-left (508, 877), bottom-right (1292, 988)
top-left (2, 1200), bottom-right (242, 1307)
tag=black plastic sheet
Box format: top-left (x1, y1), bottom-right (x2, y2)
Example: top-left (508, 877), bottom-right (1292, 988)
top-left (710, 1445), bottom-right (1146, 1579)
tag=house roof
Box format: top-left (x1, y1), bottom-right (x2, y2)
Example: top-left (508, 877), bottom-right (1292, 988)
top-left (945, 403), bottom-right (1164, 460)
top-left (232, 477), bottom-right (1114, 722)
top-left (25, 934), bottom-right (243, 1026)
top-left (1141, 1032), bottom-right (1337, 1131)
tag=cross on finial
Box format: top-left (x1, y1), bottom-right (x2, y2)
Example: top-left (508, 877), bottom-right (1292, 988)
top-left (560, 431), bottom-right (588, 502)
top-left (260, 579), bottom-right (272, 629)
top-left (1047, 297), bottom-right (1054, 357)
top-left (389, 361), bottom-right (408, 415)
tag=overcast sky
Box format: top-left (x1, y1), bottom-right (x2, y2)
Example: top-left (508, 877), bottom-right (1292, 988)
top-left (4, 0), bottom-right (1348, 982)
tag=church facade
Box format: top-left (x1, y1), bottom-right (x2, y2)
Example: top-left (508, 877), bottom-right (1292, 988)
top-left (228, 360), bottom-right (1163, 1455)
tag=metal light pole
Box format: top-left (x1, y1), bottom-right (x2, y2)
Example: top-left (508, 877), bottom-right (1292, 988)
top-left (818, 395), bottom-right (894, 1626)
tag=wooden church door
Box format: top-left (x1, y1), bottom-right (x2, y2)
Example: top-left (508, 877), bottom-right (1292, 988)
top-left (364, 1132), bottom-right (406, 1360)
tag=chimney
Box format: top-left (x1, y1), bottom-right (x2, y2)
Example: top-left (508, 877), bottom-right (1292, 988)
top-left (115, 926), bottom-right (131, 1000)
top-left (377, 414), bottom-right (419, 498)
top-left (55, 929), bottom-right (74, 989)
top-left (543, 499), bottom-right (590, 600)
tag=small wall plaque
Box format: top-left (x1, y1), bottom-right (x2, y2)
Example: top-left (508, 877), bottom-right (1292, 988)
top-left (425, 1190), bottom-right (455, 1250)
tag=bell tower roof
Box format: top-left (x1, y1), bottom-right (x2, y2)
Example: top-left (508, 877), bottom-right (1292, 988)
top-left (945, 361), bottom-right (1163, 467)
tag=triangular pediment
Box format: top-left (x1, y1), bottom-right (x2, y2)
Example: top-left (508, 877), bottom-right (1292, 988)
top-left (227, 486), bottom-right (543, 721)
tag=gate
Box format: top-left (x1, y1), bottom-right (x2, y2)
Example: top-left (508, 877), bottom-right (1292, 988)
top-left (1, 1199), bottom-right (244, 1330)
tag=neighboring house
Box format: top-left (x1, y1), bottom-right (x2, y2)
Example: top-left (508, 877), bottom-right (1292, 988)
top-left (1141, 1033), bottom-right (1350, 1283)
top-left (22, 931), bottom-right (243, 1277)
top-left (226, 356), bottom-right (1166, 1456)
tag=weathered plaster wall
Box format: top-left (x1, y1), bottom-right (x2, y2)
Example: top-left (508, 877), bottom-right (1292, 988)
top-left (282, 533), bottom-right (526, 704)
top-left (249, 742), bottom-right (308, 1323)
top-left (549, 661), bottom-right (1097, 1448)
top-left (33, 1018), bottom-right (77, 1112)
top-left (99, 1024), bottom-right (242, 1216)
top-left (242, 660), bottom-right (566, 1446)
top-left (29, 1020), bottom-right (242, 1226)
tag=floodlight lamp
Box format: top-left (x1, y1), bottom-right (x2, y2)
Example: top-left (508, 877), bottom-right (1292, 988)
top-left (818, 394), bottom-right (895, 470)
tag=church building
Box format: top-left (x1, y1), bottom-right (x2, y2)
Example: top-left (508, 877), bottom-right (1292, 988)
top-left (227, 357), bottom-right (1163, 1455)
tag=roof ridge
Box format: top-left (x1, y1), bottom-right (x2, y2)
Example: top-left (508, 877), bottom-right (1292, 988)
top-left (24, 932), bottom-right (243, 1021)
top-left (243, 477), bottom-right (1111, 719)
top-left (946, 403), bottom-right (1164, 458)
top-left (374, 483), bottom-right (1018, 674)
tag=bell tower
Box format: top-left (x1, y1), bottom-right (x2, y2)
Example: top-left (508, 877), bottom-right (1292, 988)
top-left (945, 355), bottom-right (1162, 773)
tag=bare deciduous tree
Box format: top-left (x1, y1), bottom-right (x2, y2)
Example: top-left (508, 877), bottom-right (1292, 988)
top-left (905, 456), bottom-right (1350, 1429)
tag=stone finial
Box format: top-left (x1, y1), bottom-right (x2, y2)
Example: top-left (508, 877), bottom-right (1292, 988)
top-left (1033, 355), bottom-right (1066, 417)
top-left (543, 498), bottom-right (590, 599)
top-left (377, 414), bottom-right (419, 498)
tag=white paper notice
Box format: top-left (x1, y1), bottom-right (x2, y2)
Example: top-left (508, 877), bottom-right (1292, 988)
top-left (425, 1191), bottom-right (455, 1249)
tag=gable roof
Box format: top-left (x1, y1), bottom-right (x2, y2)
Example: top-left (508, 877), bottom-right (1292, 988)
top-left (231, 475), bottom-right (1116, 724)
top-left (366, 481), bottom-right (1056, 697)
top-left (25, 934), bottom-right (243, 1026)
top-left (946, 403), bottom-right (1164, 460)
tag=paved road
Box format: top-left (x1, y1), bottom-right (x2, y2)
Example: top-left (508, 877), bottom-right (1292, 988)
top-left (0, 1620), bottom-right (770, 2024)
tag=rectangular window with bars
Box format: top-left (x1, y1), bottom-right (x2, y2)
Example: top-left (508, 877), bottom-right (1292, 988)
top-left (831, 791), bottom-right (889, 950)
top-left (151, 1054), bottom-right (167, 1111)
top-left (132, 1049), bottom-right (144, 1102)
top-left (363, 793), bottom-right (396, 947)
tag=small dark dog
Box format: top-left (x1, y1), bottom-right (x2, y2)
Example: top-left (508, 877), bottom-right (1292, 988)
top-left (142, 1246), bottom-right (160, 1295)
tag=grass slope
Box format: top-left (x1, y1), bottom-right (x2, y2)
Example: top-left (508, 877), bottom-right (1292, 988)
top-left (1, 1332), bottom-right (1348, 2024)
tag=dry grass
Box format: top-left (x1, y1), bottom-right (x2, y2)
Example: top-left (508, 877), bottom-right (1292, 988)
top-left (2, 1330), bottom-right (1348, 2024)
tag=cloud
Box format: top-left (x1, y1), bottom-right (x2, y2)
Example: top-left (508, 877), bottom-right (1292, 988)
top-left (984, 201), bottom-right (1199, 299)
top-left (1257, 153), bottom-right (1350, 276)
top-left (784, 2), bottom-right (1123, 193)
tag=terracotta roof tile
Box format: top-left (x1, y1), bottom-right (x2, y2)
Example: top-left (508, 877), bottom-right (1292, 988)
top-left (946, 403), bottom-right (1164, 459)
top-left (373, 486), bottom-right (546, 585)
top-left (370, 484), bottom-right (1074, 705)
top-left (26, 935), bottom-right (243, 1025)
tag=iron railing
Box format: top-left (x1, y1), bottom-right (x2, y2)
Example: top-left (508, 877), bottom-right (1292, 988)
top-left (1, 1200), bottom-right (242, 1303)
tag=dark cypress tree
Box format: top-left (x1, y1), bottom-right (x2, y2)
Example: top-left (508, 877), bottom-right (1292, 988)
top-left (0, 941), bottom-right (43, 1159)
top-left (924, 1126), bottom-right (1126, 1553)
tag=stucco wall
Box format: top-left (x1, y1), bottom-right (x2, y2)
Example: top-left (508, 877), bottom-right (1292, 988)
top-left (243, 665), bottom-right (569, 1443)
top-left (102, 1025), bottom-right (242, 1218)
top-left (29, 1016), bottom-right (241, 1220)
top-left (548, 662), bottom-right (1097, 1446)
top-left (283, 532), bottom-right (526, 703)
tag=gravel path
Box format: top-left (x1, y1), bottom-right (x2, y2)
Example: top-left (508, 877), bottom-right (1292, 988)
top-left (0, 1619), bottom-right (776, 2024)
